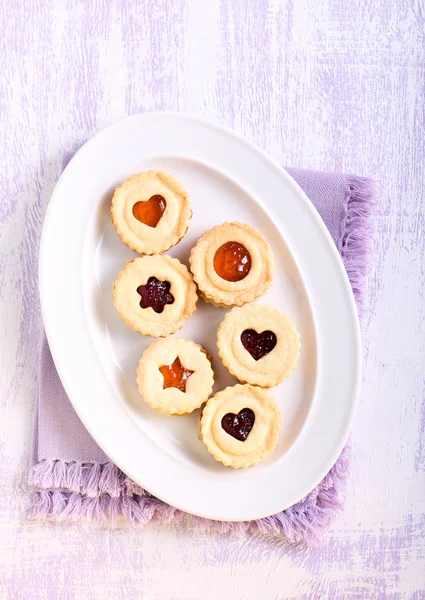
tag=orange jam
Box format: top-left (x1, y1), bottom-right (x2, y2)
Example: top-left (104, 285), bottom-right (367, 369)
top-left (132, 195), bottom-right (166, 227)
top-left (213, 241), bottom-right (251, 282)
top-left (159, 357), bottom-right (194, 392)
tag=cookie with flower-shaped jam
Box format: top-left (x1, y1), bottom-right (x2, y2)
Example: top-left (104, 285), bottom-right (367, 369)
top-left (112, 255), bottom-right (198, 337)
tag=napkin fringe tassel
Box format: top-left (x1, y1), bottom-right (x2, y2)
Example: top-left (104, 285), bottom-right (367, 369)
top-left (342, 175), bottom-right (376, 314)
top-left (28, 447), bottom-right (350, 544)
top-left (28, 460), bottom-right (146, 498)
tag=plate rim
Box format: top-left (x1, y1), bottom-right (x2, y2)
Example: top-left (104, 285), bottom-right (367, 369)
top-left (39, 111), bottom-right (362, 521)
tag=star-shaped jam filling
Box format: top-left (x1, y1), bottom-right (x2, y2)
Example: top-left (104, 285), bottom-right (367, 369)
top-left (159, 357), bottom-right (194, 392)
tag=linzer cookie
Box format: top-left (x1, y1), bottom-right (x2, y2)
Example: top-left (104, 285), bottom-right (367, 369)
top-left (217, 305), bottom-right (300, 388)
top-left (199, 384), bottom-right (281, 468)
top-left (112, 255), bottom-right (198, 337)
top-left (189, 222), bottom-right (274, 307)
top-left (137, 338), bottom-right (214, 415)
top-left (111, 170), bottom-right (191, 254)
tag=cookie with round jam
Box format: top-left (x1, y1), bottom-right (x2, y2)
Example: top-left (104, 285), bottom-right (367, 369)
top-left (189, 222), bottom-right (274, 307)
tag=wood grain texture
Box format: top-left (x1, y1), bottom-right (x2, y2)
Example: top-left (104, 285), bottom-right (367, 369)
top-left (1, 0), bottom-right (424, 598)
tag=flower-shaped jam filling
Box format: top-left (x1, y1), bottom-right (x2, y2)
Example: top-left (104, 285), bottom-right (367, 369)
top-left (241, 329), bottom-right (277, 361)
top-left (137, 277), bottom-right (174, 313)
top-left (221, 408), bottom-right (255, 441)
top-left (159, 357), bottom-right (194, 392)
top-left (213, 241), bottom-right (251, 282)
top-left (132, 195), bottom-right (166, 227)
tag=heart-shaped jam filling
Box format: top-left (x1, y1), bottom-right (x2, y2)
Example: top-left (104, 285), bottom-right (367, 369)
top-left (159, 357), bottom-right (194, 392)
top-left (221, 408), bottom-right (255, 441)
top-left (132, 195), bottom-right (166, 227)
top-left (241, 329), bottom-right (277, 361)
top-left (213, 241), bottom-right (251, 282)
top-left (137, 277), bottom-right (174, 313)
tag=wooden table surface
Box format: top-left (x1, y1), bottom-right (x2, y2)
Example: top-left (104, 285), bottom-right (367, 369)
top-left (1, 1), bottom-right (424, 598)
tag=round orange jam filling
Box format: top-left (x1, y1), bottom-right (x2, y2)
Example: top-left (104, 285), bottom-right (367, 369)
top-left (213, 241), bottom-right (251, 282)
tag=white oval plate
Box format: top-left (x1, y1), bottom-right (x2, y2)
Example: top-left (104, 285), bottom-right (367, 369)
top-left (39, 113), bottom-right (361, 521)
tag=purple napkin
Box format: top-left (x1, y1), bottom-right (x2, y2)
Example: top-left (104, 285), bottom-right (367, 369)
top-left (29, 167), bottom-right (375, 544)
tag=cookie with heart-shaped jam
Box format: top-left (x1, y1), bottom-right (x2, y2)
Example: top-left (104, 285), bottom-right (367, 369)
top-left (111, 170), bottom-right (192, 254)
top-left (199, 384), bottom-right (281, 468)
top-left (217, 305), bottom-right (300, 388)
